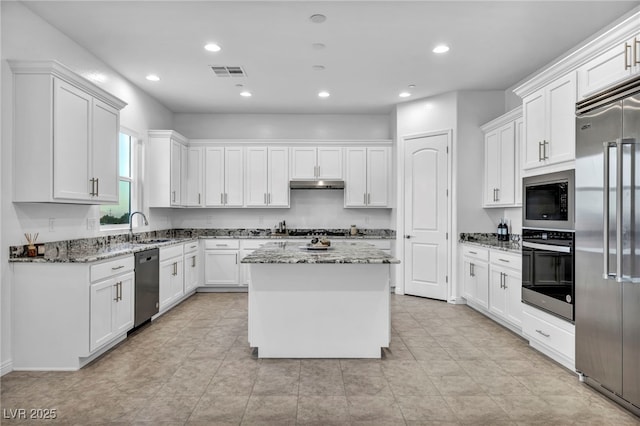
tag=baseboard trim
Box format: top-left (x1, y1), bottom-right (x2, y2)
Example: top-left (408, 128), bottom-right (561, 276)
top-left (197, 287), bottom-right (248, 293)
top-left (1, 359), bottom-right (13, 376)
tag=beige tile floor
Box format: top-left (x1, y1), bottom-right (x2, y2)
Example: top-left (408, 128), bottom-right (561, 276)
top-left (1, 293), bottom-right (639, 425)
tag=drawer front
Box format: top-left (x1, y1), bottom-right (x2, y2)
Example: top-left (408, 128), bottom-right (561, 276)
top-left (462, 244), bottom-right (489, 262)
top-left (184, 241), bottom-right (199, 254)
top-left (160, 244), bottom-right (184, 261)
top-left (91, 255), bottom-right (134, 282)
top-left (490, 250), bottom-right (521, 270)
top-left (523, 309), bottom-right (575, 361)
top-left (204, 239), bottom-right (240, 250)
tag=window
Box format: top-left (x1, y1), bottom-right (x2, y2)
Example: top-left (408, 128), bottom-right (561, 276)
top-left (100, 132), bottom-right (136, 227)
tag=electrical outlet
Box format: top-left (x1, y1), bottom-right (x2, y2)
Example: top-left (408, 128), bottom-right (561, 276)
top-left (49, 218), bottom-right (55, 232)
top-left (87, 218), bottom-right (98, 230)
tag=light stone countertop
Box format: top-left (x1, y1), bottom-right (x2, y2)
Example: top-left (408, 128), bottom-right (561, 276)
top-left (241, 241), bottom-right (400, 264)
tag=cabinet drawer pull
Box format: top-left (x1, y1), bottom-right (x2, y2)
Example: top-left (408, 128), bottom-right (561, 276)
top-left (498, 258), bottom-right (510, 263)
top-left (216, 244), bottom-right (228, 247)
top-left (111, 265), bottom-right (125, 270)
top-left (468, 251), bottom-right (477, 255)
top-left (536, 329), bottom-right (550, 338)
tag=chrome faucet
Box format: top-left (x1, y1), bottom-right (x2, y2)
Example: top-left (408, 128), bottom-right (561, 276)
top-left (129, 211), bottom-right (149, 241)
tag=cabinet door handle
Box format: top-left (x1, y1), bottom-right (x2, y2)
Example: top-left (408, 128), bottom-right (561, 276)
top-left (95, 178), bottom-right (99, 197)
top-left (225, 193), bottom-right (228, 204)
top-left (543, 140), bottom-right (549, 160)
top-left (111, 265), bottom-right (125, 271)
top-left (198, 193), bottom-right (201, 205)
top-left (235, 253), bottom-right (238, 264)
top-left (118, 281), bottom-right (123, 301)
top-left (220, 193), bottom-right (224, 204)
top-left (470, 262), bottom-right (475, 277)
top-left (113, 282), bottom-right (119, 301)
top-left (192, 256), bottom-right (196, 268)
top-left (172, 190), bottom-right (176, 202)
top-left (364, 193), bottom-right (367, 204)
top-left (89, 178), bottom-right (95, 196)
top-left (317, 165), bottom-right (320, 177)
top-left (635, 38), bottom-right (640, 65)
top-left (536, 329), bottom-right (550, 338)
top-left (268, 193), bottom-right (271, 204)
top-left (495, 188), bottom-right (499, 202)
top-left (625, 42), bottom-right (632, 70)
top-left (264, 193), bottom-right (267, 204)
top-left (368, 193), bottom-right (371, 204)
top-left (538, 141), bottom-right (543, 161)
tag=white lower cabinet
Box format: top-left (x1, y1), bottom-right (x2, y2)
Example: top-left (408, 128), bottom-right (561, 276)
top-left (461, 246), bottom-right (490, 310)
top-left (13, 255), bottom-right (135, 370)
top-left (488, 251), bottom-right (522, 329)
top-left (184, 241), bottom-right (200, 293)
top-left (240, 239), bottom-right (280, 286)
top-left (522, 304), bottom-right (575, 371)
top-left (90, 270), bottom-right (134, 352)
top-left (159, 245), bottom-right (185, 312)
top-left (204, 239), bottom-right (241, 286)
top-left (461, 244), bottom-right (522, 332)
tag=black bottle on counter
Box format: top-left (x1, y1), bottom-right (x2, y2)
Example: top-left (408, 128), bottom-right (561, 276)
top-left (497, 219), bottom-right (504, 240)
top-left (503, 219), bottom-right (509, 242)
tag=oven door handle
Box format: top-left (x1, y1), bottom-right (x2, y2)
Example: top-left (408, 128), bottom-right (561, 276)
top-left (522, 241), bottom-right (571, 253)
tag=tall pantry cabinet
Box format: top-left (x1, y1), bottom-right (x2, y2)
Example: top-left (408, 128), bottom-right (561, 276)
top-left (10, 60), bottom-right (127, 204)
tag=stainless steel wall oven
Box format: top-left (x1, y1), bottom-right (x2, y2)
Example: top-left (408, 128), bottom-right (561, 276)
top-left (522, 228), bottom-right (575, 322)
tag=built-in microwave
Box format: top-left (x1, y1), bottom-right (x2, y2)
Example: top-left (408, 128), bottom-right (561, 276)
top-left (523, 170), bottom-right (575, 231)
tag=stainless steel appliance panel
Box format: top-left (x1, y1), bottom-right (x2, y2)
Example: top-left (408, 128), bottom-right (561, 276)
top-left (523, 170), bottom-right (575, 230)
top-left (621, 94), bottom-right (640, 407)
top-left (575, 100), bottom-right (623, 395)
top-left (134, 248), bottom-right (159, 327)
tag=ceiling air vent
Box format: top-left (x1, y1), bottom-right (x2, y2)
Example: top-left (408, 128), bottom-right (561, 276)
top-left (210, 66), bottom-right (247, 77)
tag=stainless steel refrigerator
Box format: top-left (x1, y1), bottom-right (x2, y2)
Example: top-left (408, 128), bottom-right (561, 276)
top-left (575, 76), bottom-right (640, 416)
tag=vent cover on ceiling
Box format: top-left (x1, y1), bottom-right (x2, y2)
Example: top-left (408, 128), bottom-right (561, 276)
top-left (210, 66), bottom-right (247, 77)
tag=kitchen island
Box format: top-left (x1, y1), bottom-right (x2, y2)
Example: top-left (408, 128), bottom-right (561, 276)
top-left (242, 241), bottom-right (400, 358)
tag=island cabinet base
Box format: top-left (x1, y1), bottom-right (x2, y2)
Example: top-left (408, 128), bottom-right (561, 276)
top-left (248, 264), bottom-right (391, 358)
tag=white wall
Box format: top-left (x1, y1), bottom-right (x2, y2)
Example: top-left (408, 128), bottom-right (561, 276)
top-left (169, 112), bottom-right (394, 230)
top-left (393, 91), bottom-right (505, 298)
top-left (174, 113), bottom-right (391, 140)
top-left (171, 190), bottom-right (391, 230)
top-left (0, 1), bottom-right (174, 374)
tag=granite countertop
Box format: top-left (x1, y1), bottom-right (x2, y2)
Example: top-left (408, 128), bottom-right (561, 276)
top-left (241, 241), bottom-right (400, 264)
top-left (9, 228), bottom-right (395, 263)
top-left (10, 238), bottom-right (197, 264)
top-left (459, 233), bottom-right (521, 253)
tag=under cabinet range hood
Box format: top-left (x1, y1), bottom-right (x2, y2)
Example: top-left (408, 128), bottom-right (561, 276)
top-left (290, 180), bottom-right (345, 190)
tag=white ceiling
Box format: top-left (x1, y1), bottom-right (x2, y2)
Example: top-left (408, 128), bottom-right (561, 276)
top-left (22, 1), bottom-right (640, 114)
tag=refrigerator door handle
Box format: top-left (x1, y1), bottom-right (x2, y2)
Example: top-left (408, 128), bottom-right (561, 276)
top-left (616, 138), bottom-right (638, 283)
top-left (603, 141), bottom-right (614, 280)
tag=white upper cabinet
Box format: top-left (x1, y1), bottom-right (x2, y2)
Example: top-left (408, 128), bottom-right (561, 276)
top-left (290, 146), bottom-right (343, 180)
top-left (10, 60), bottom-right (126, 204)
top-left (344, 147), bottom-right (390, 208)
top-left (481, 107), bottom-right (521, 208)
top-left (204, 146), bottom-right (244, 207)
top-left (148, 130), bottom-right (189, 207)
top-left (522, 72), bottom-right (576, 172)
top-left (245, 147), bottom-right (289, 207)
top-left (185, 147), bottom-right (204, 207)
top-left (578, 32), bottom-right (640, 99)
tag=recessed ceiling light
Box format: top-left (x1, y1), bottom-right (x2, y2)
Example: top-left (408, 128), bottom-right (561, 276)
top-left (240, 91), bottom-right (252, 97)
top-left (204, 43), bottom-right (222, 52)
top-left (312, 43), bottom-right (326, 50)
top-left (312, 65), bottom-right (326, 71)
top-left (310, 14), bottom-right (327, 23)
top-left (408, 84), bottom-right (416, 89)
top-left (318, 91), bottom-right (330, 98)
top-left (399, 92), bottom-right (411, 98)
top-left (432, 45), bottom-right (450, 54)
top-left (146, 74), bottom-right (160, 82)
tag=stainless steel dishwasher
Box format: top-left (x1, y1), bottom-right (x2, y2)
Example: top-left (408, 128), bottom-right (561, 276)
top-left (134, 248), bottom-right (159, 327)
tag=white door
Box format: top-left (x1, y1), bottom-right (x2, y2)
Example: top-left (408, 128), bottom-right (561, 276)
top-left (170, 140), bottom-right (182, 206)
top-left (91, 99), bottom-right (119, 203)
top-left (404, 133), bottom-right (449, 300)
top-left (367, 147), bottom-right (389, 207)
top-left (268, 147), bottom-right (289, 207)
top-left (53, 79), bottom-right (91, 201)
top-left (225, 147), bottom-right (244, 206)
top-left (484, 130), bottom-right (500, 206)
top-left (317, 147), bottom-right (343, 179)
top-left (344, 148), bottom-right (367, 207)
top-left (245, 147), bottom-right (268, 207)
top-left (204, 147), bottom-right (225, 206)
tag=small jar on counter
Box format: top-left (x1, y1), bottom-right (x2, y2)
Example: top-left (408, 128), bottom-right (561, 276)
top-left (350, 225), bottom-right (358, 236)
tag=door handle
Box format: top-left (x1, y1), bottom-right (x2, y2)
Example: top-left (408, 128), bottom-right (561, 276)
top-left (543, 140), bottom-right (549, 160)
top-left (635, 38), bottom-right (640, 65)
top-left (198, 193), bottom-right (201, 205)
top-left (364, 193), bottom-right (367, 204)
top-left (220, 193), bottom-right (224, 205)
top-left (538, 141), bottom-right (543, 161)
top-left (192, 256), bottom-right (196, 268)
top-left (95, 178), bottom-right (99, 197)
top-left (113, 282), bottom-right (119, 301)
top-left (404, 235), bottom-right (412, 239)
top-left (264, 193), bottom-right (267, 204)
top-left (470, 263), bottom-right (475, 277)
